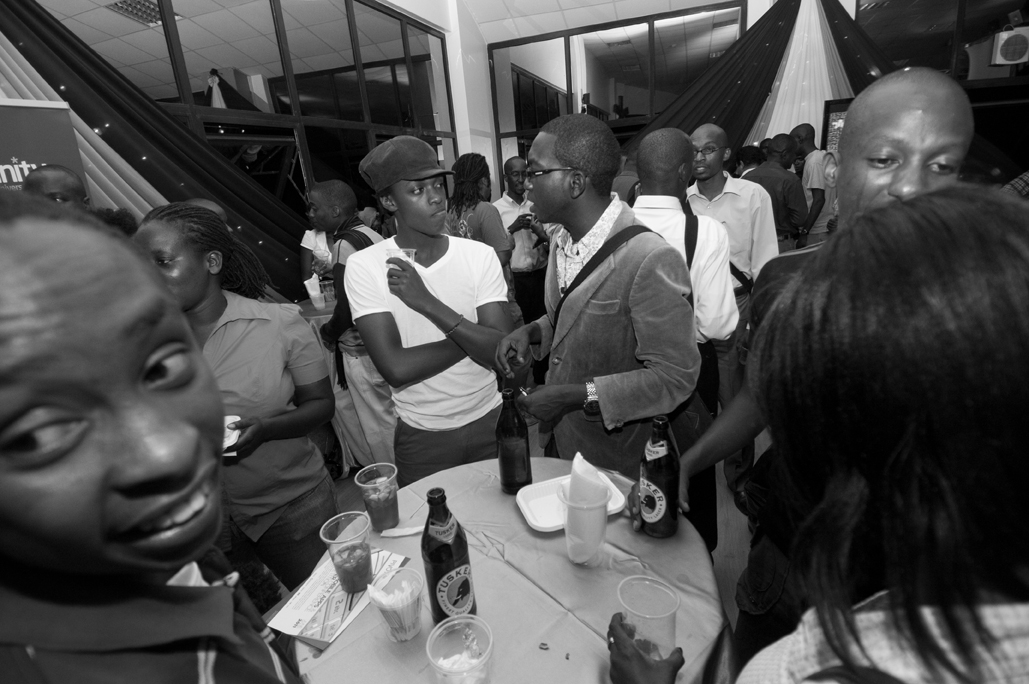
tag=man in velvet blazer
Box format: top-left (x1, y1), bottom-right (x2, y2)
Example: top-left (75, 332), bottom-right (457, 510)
top-left (497, 113), bottom-right (702, 481)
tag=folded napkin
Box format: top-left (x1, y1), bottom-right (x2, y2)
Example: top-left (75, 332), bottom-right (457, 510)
top-left (303, 274), bottom-right (321, 299)
top-left (568, 453), bottom-right (610, 507)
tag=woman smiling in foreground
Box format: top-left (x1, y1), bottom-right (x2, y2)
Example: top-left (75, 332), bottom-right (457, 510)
top-left (610, 187), bottom-right (1029, 683)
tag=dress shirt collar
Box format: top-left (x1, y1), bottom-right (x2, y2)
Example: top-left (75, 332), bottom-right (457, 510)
top-left (554, 195), bottom-right (622, 291)
top-left (688, 171), bottom-right (744, 203)
top-left (218, 290), bottom-right (273, 328)
top-left (632, 195), bottom-right (685, 213)
top-left (498, 191), bottom-right (529, 209)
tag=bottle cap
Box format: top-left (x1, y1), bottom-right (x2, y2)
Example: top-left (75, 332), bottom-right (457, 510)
top-left (501, 388), bottom-right (514, 399)
top-left (652, 415), bottom-right (669, 427)
top-left (427, 487), bottom-right (447, 504)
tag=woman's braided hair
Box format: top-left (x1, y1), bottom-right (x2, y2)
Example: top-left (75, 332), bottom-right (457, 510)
top-left (448, 153), bottom-right (491, 217)
top-left (141, 203), bottom-right (269, 300)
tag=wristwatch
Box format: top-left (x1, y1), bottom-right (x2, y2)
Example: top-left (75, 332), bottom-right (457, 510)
top-left (584, 380), bottom-right (600, 416)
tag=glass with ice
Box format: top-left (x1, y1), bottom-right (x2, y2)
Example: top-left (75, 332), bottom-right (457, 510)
top-left (426, 615), bottom-right (493, 684)
top-left (355, 463), bottom-right (400, 531)
top-left (367, 566), bottom-right (424, 642)
top-left (386, 248), bottom-right (417, 269)
top-left (319, 512), bottom-right (373, 594)
top-left (617, 575), bottom-right (680, 660)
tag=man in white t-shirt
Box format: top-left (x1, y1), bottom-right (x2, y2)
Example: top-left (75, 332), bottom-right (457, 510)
top-left (345, 137), bottom-right (514, 486)
top-left (632, 128), bottom-right (737, 417)
top-left (301, 182), bottom-right (354, 281)
top-left (791, 123), bottom-right (837, 246)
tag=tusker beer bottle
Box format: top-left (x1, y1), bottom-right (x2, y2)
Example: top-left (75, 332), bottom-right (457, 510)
top-left (496, 388), bottom-right (532, 494)
top-left (639, 415), bottom-right (680, 538)
top-left (422, 488), bottom-right (476, 623)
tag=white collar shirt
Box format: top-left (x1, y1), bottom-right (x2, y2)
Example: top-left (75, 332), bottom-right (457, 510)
top-left (687, 171), bottom-right (778, 286)
top-left (554, 195), bottom-right (621, 293)
top-left (493, 192), bottom-right (548, 272)
top-left (632, 195), bottom-right (739, 343)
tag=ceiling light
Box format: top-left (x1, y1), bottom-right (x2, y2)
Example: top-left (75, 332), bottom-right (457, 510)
top-left (105, 0), bottom-right (181, 28)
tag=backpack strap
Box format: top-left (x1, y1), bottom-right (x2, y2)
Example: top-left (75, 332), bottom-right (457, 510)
top-left (683, 201), bottom-right (699, 270)
top-left (551, 225), bottom-right (651, 332)
top-left (807, 666), bottom-right (909, 684)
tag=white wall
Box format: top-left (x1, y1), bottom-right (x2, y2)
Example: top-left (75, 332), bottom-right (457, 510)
top-left (509, 38), bottom-right (566, 89)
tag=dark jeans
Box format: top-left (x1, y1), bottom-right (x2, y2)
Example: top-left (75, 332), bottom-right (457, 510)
top-left (228, 473), bottom-right (339, 591)
top-left (394, 405), bottom-right (502, 487)
top-left (696, 340), bottom-right (719, 417)
top-left (733, 532), bottom-right (807, 667)
top-left (513, 268), bottom-right (549, 385)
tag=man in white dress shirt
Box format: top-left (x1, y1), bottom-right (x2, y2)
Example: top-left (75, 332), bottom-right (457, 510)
top-left (632, 128), bottom-right (737, 417)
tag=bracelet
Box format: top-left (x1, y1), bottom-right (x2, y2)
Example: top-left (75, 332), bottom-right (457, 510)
top-left (443, 315), bottom-right (464, 337)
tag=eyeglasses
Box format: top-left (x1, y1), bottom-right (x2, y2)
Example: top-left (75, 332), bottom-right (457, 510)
top-left (525, 167), bottom-right (575, 180)
top-left (694, 146), bottom-right (727, 158)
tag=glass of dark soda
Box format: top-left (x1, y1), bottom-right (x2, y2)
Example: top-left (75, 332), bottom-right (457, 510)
top-left (319, 512), bottom-right (373, 593)
top-left (355, 463), bottom-right (400, 531)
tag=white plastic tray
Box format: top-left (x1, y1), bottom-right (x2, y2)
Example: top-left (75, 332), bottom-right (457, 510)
top-left (516, 473), bottom-right (626, 533)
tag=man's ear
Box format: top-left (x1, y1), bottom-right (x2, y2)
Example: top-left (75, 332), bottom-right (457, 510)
top-left (568, 169), bottom-right (587, 200)
top-left (330, 204), bottom-right (342, 218)
top-left (824, 150), bottom-right (839, 189)
top-left (721, 147), bottom-right (733, 165)
top-left (206, 250), bottom-right (223, 276)
top-left (678, 161), bottom-right (691, 185)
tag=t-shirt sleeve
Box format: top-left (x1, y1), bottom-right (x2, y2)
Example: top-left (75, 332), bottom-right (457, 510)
top-left (300, 229), bottom-right (317, 251)
top-left (803, 152), bottom-right (826, 191)
top-left (474, 243), bottom-right (510, 306)
top-left (344, 251), bottom-right (391, 319)
top-left (280, 308), bottom-right (329, 386)
top-left (476, 203), bottom-right (515, 252)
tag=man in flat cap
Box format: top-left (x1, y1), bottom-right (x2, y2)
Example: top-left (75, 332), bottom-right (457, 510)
top-left (344, 136), bottom-right (514, 486)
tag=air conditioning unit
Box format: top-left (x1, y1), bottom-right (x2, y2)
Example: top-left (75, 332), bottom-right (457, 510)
top-left (991, 27), bottom-right (1029, 65)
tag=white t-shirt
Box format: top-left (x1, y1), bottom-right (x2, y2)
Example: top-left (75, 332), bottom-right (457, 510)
top-left (345, 236), bottom-right (507, 430)
top-left (300, 229), bottom-right (331, 254)
top-left (633, 195), bottom-right (739, 343)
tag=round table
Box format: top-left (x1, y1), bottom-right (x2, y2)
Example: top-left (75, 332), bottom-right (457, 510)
top-left (291, 458), bottom-right (726, 683)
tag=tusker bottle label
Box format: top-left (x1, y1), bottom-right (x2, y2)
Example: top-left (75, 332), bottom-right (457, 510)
top-left (428, 516), bottom-right (457, 544)
top-left (639, 476), bottom-right (667, 524)
top-left (435, 564), bottom-right (474, 617)
top-left (644, 440), bottom-right (668, 462)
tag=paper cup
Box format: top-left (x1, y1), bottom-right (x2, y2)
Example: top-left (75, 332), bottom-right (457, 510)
top-left (367, 567), bottom-right (424, 642)
top-left (311, 292), bottom-right (326, 310)
top-left (223, 415), bottom-right (240, 452)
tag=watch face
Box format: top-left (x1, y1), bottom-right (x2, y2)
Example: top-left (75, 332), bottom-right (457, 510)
top-left (584, 399), bottom-right (600, 416)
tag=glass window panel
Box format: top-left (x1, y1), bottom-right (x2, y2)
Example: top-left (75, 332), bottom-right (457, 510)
top-left (518, 72), bottom-right (536, 129)
top-left (534, 82), bottom-right (549, 127)
top-left (959, 0), bottom-right (1027, 81)
top-left (364, 65), bottom-right (400, 127)
top-left (571, 23), bottom-right (649, 120)
top-left (178, 0), bottom-right (285, 109)
top-left (306, 126), bottom-right (375, 205)
top-left (653, 9), bottom-right (740, 113)
top-left (409, 27), bottom-right (452, 132)
top-left (859, 0), bottom-right (957, 71)
top-left (504, 38), bottom-right (567, 131)
top-left (353, 1), bottom-right (406, 62)
top-left (279, 0), bottom-right (364, 121)
top-left (203, 122), bottom-right (306, 215)
top-left (45, 5), bottom-right (181, 103)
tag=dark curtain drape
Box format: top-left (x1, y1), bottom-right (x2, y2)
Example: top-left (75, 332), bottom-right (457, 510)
top-left (821, 0), bottom-right (895, 93)
top-left (623, 0), bottom-right (802, 156)
top-left (0, 1), bottom-right (307, 300)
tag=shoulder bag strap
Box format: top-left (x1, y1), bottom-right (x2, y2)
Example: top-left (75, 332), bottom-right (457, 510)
top-left (807, 665), bottom-right (909, 684)
top-left (551, 225), bottom-right (651, 332)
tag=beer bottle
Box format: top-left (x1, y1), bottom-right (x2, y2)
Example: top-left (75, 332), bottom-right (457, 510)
top-left (496, 388), bottom-right (532, 494)
top-left (421, 488), bottom-right (476, 623)
top-left (639, 415), bottom-right (680, 538)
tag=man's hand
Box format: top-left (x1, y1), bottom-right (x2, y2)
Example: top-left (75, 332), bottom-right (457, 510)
top-left (386, 258), bottom-right (435, 314)
top-left (319, 323), bottom-right (337, 350)
top-left (507, 213), bottom-right (533, 234)
top-left (678, 465), bottom-right (692, 514)
top-left (226, 417), bottom-right (267, 459)
top-left (312, 259), bottom-right (333, 278)
top-left (515, 384), bottom-right (583, 423)
top-left (496, 324), bottom-right (536, 378)
top-left (625, 483), bottom-right (643, 532)
top-left (607, 613), bottom-right (684, 684)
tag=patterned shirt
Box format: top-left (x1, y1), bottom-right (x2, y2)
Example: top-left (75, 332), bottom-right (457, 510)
top-left (554, 196), bottom-right (622, 292)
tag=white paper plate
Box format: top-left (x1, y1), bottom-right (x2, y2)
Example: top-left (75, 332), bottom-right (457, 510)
top-left (516, 473), bottom-right (626, 533)
top-left (223, 415), bottom-right (241, 452)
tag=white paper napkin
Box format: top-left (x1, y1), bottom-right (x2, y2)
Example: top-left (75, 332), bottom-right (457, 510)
top-left (303, 274), bottom-right (321, 298)
top-left (568, 452), bottom-right (609, 506)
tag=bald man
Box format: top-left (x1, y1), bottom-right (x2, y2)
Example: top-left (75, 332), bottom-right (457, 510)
top-left (678, 67), bottom-right (975, 666)
top-left (686, 123), bottom-right (777, 496)
top-left (22, 165), bottom-right (88, 207)
top-left (790, 122), bottom-right (836, 246)
top-left (743, 133), bottom-right (808, 252)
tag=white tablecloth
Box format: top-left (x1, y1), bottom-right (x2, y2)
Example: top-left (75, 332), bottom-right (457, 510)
top-left (289, 458), bottom-right (725, 683)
